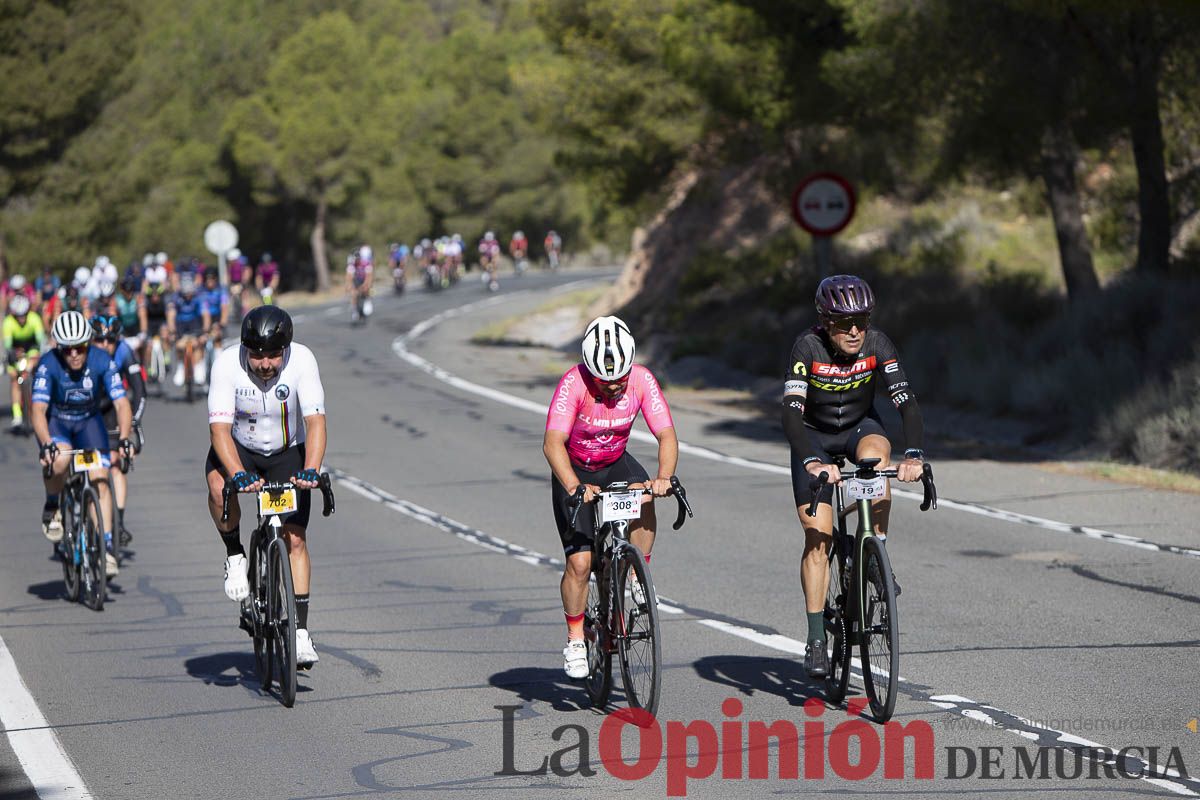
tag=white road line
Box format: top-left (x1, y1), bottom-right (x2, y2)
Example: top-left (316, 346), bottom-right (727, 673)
top-left (329, 466), bottom-right (1199, 797)
top-left (391, 292), bottom-right (1200, 561)
top-left (0, 635), bottom-right (92, 800)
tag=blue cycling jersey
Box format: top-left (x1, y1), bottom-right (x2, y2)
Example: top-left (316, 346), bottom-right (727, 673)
top-left (111, 340), bottom-right (138, 372)
top-left (32, 347), bottom-right (126, 421)
top-left (170, 292), bottom-right (205, 323)
top-left (201, 287), bottom-right (228, 318)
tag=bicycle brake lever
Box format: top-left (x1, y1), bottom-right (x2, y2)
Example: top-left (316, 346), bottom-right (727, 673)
top-left (920, 462), bottom-right (937, 511)
top-left (669, 476), bottom-right (693, 530)
top-left (806, 471), bottom-right (829, 518)
top-left (319, 472), bottom-right (336, 517)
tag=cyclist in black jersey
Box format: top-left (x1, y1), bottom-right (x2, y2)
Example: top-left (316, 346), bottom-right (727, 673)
top-left (782, 274), bottom-right (926, 678)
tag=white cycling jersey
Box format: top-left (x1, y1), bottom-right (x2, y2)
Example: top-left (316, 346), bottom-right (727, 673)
top-left (207, 343), bottom-right (326, 456)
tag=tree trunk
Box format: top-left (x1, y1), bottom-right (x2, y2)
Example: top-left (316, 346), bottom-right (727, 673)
top-left (1127, 8), bottom-right (1170, 273)
top-left (310, 197), bottom-right (331, 292)
top-left (1040, 120), bottom-right (1100, 300)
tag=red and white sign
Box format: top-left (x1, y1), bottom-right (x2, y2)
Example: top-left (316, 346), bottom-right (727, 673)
top-left (791, 172), bottom-right (856, 236)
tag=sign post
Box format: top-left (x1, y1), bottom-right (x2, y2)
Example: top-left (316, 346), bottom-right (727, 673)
top-left (203, 220), bottom-right (239, 287)
top-left (790, 173), bottom-right (856, 278)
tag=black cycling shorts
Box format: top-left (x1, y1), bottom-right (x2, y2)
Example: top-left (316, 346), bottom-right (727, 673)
top-left (552, 451), bottom-right (650, 557)
top-left (790, 415), bottom-right (888, 508)
top-left (205, 442), bottom-right (312, 529)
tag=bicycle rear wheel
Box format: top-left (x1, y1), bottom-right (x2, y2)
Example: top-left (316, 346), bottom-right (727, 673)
top-left (248, 528), bottom-right (272, 690)
top-left (583, 567), bottom-right (612, 709)
top-left (269, 538), bottom-right (297, 707)
top-left (615, 547), bottom-right (661, 718)
top-left (60, 491), bottom-right (80, 602)
top-left (80, 486), bottom-right (106, 611)
top-left (824, 534), bottom-right (851, 703)
top-left (859, 536), bottom-right (899, 721)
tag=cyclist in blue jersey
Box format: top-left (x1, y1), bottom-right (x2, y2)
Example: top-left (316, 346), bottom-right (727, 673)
top-left (167, 273), bottom-right (211, 388)
top-left (91, 315), bottom-right (147, 548)
top-left (200, 267), bottom-right (230, 350)
top-left (32, 311), bottom-right (135, 578)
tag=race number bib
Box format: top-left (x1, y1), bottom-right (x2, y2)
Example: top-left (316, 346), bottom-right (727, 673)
top-left (846, 476), bottom-right (887, 501)
top-left (258, 487), bottom-right (298, 516)
top-left (600, 490), bottom-right (642, 524)
top-left (72, 451), bottom-right (102, 472)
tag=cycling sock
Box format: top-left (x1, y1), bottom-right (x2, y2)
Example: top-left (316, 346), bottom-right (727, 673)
top-left (116, 506), bottom-right (125, 527)
top-left (103, 531), bottom-right (113, 551)
top-left (643, 552), bottom-right (651, 564)
top-left (807, 611), bottom-right (825, 643)
top-left (295, 593), bottom-right (310, 629)
top-left (43, 496), bottom-right (59, 511)
top-left (12, 406), bottom-right (21, 422)
top-left (565, 612), bottom-right (585, 640)
top-left (220, 527), bottom-right (244, 558)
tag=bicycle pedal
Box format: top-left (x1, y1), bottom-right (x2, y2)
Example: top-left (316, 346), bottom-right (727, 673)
top-left (297, 662), bottom-right (314, 671)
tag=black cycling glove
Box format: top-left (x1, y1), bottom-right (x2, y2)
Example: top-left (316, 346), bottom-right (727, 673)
top-left (232, 471), bottom-right (261, 491)
top-left (39, 441), bottom-right (59, 461)
top-left (293, 468), bottom-right (321, 484)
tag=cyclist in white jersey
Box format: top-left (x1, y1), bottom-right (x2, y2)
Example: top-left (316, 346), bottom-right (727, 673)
top-left (205, 306), bottom-right (328, 667)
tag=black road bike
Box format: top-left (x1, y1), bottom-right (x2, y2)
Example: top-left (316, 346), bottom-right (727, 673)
top-left (569, 477), bottom-right (693, 719)
top-left (222, 474), bottom-right (335, 707)
top-left (808, 457), bottom-right (935, 722)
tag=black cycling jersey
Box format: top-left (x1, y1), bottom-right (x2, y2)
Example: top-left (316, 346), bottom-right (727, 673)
top-left (782, 326), bottom-right (923, 460)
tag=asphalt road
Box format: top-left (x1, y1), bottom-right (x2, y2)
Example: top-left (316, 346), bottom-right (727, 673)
top-left (1, 269), bottom-right (1198, 799)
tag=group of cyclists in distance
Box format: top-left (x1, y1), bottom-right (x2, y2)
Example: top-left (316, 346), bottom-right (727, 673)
top-left (382, 229), bottom-right (563, 298)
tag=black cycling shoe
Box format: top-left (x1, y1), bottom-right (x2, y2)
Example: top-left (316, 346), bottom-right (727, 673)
top-left (867, 561), bottom-right (902, 597)
top-left (118, 526), bottom-right (133, 547)
top-left (805, 640), bottom-right (830, 678)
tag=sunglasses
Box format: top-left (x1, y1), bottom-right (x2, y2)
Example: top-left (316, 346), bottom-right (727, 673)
top-left (825, 314), bottom-right (871, 333)
top-left (93, 335), bottom-right (118, 344)
top-left (60, 344), bottom-right (88, 355)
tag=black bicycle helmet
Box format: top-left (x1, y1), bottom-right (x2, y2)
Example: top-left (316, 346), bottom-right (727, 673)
top-left (240, 305), bottom-right (293, 353)
top-left (815, 274), bottom-right (875, 317)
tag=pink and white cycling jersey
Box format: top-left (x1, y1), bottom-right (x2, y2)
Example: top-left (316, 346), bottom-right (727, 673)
top-left (546, 364), bottom-right (674, 469)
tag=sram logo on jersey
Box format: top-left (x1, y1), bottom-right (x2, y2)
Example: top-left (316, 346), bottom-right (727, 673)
top-left (812, 356), bottom-right (876, 377)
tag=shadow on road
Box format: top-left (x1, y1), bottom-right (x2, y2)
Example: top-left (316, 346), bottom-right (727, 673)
top-left (183, 651), bottom-right (258, 688)
top-left (489, 666), bottom-right (619, 713)
top-left (692, 655), bottom-right (839, 709)
top-left (26, 581), bottom-right (64, 601)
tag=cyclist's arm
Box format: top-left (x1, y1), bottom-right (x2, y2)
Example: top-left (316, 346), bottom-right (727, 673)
top-left (124, 362), bottom-right (147, 423)
top-left (113, 395), bottom-right (132, 442)
top-left (543, 429), bottom-right (583, 495)
top-left (202, 305), bottom-right (212, 334)
top-left (138, 299), bottom-right (148, 334)
top-left (650, 426), bottom-right (678, 496)
top-left (166, 303), bottom-right (176, 333)
top-left (31, 401), bottom-right (50, 448)
top-left (2, 317), bottom-right (13, 352)
top-left (301, 414), bottom-right (326, 472)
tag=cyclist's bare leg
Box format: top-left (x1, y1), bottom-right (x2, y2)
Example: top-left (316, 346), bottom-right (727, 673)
top-left (109, 451), bottom-right (126, 508)
top-left (205, 467), bottom-right (240, 533)
top-left (561, 550), bottom-right (592, 620)
top-left (855, 433), bottom-right (893, 538)
top-left (42, 451), bottom-right (73, 496)
top-left (628, 498), bottom-right (657, 560)
top-left (281, 524), bottom-right (310, 594)
top-left (799, 503), bottom-right (833, 614)
top-left (90, 469), bottom-right (113, 532)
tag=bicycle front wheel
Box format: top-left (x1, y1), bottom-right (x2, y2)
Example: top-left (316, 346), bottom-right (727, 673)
top-left (248, 528), bottom-right (272, 690)
top-left (615, 548), bottom-right (661, 718)
top-left (80, 486), bottom-right (106, 611)
top-left (60, 492), bottom-right (80, 602)
top-left (269, 538), bottom-right (297, 707)
top-left (859, 537), bottom-right (899, 721)
top-left (824, 534), bottom-right (851, 703)
top-left (583, 568), bottom-right (612, 710)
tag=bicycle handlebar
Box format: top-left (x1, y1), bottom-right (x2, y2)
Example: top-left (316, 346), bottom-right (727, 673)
top-left (805, 461), bottom-right (937, 518)
top-left (221, 472), bottom-right (336, 523)
top-left (567, 476), bottom-right (694, 531)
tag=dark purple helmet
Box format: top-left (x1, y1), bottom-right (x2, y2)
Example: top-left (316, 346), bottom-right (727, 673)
top-left (815, 274), bottom-right (875, 317)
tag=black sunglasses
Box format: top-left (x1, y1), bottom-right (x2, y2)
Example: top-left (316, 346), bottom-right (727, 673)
top-left (825, 314), bottom-right (871, 333)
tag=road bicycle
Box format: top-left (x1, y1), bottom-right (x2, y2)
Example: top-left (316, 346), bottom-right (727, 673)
top-left (45, 448), bottom-right (128, 611)
top-left (808, 457), bottom-right (936, 722)
top-left (223, 474), bottom-right (335, 707)
top-left (569, 476), bottom-right (692, 719)
top-left (9, 351), bottom-right (35, 436)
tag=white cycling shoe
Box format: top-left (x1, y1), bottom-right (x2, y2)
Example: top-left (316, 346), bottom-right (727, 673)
top-left (105, 552), bottom-right (119, 578)
top-left (172, 365), bottom-right (185, 387)
top-left (42, 509), bottom-right (63, 543)
top-left (223, 554), bottom-right (249, 601)
top-left (563, 639), bottom-right (588, 679)
top-left (296, 628), bottom-right (319, 669)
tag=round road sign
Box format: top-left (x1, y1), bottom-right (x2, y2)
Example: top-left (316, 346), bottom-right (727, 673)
top-left (204, 220), bottom-right (239, 257)
top-left (791, 173), bottom-right (856, 236)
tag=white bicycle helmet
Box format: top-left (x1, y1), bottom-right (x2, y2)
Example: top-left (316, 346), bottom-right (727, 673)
top-left (155, 251), bottom-right (167, 266)
top-left (98, 279), bottom-right (115, 298)
top-left (53, 310), bottom-right (91, 346)
top-left (581, 315), bottom-right (635, 381)
top-left (359, 244), bottom-right (373, 261)
top-left (74, 266), bottom-right (91, 285)
top-left (9, 294), bottom-right (30, 316)
top-left (9, 274), bottom-right (27, 290)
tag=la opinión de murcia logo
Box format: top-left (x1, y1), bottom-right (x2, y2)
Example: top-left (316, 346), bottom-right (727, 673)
top-left (495, 699), bottom-right (1190, 797)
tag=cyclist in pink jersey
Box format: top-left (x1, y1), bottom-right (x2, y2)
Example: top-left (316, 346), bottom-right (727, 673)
top-left (542, 315), bottom-right (679, 679)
